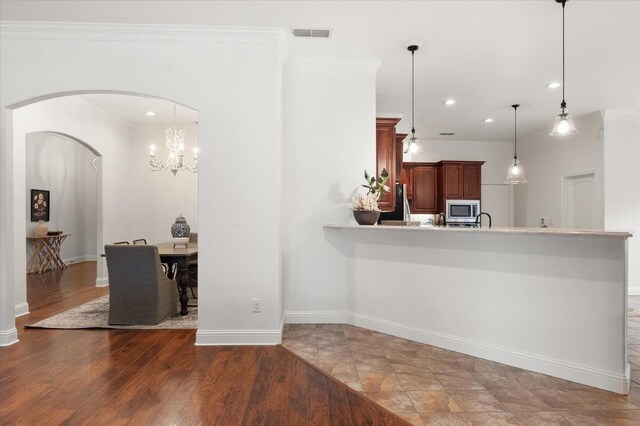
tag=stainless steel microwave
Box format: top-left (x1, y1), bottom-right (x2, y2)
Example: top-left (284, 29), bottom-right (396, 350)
top-left (445, 200), bottom-right (480, 223)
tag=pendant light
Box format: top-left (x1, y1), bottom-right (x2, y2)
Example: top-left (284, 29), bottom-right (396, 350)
top-left (550, 0), bottom-right (578, 136)
top-left (405, 45), bottom-right (420, 154)
top-left (505, 104), bottom-right (528, 184)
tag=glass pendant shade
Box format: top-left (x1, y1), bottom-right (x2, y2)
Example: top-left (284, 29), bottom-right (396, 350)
top-left (549, 109), bottom-right (578, 136)
top-left (408, 134), bottom-right (420, 153)
top-left (505, 157), bottom-right (528, 184)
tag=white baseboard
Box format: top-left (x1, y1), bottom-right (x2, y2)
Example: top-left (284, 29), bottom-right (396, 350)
top-left (196, 325), bottom-right (282, 346)
top-left (284, 310), bottom-right (348, 324)
top-left (95, 277), bottom-right (109, 287)
top-left (15, 302), bottom-right (29, 317)
top-left (0, 328), bottom-right (19, 346)
top-left (63, 255), bottom-right (97, 264)
top-left (284, 310), bottom-right (630, 394)
top-left (629, 286), bottom-right (640, 296)
top-left (349, 312), bottom-right (630, 395)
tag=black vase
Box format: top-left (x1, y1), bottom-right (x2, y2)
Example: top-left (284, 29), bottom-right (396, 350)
top-left (353, 210), bottom-right (380, 225)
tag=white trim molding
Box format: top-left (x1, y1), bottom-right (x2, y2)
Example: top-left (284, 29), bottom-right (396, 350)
top-left (15, 302), bottom-right (29, 317)
top-left (0, 21), bottom-right (285, 45)
top-left (284, 310), bottom-right (349, 324)
top-left (196, 326), bottom-right (283, 346)
top-left (64, 255), bottom-right (97, 265)
top-left (95, 277), bottom-right (109, 287)
top-left (349, 312), bottom-right (630, 394)
top-left (0, 328), bottom-right (19, 346)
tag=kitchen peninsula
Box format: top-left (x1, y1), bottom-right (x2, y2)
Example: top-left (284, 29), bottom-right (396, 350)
top-left (323, 224), bottom-right (632, 394)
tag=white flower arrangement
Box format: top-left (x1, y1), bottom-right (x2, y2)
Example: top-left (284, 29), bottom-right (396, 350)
top-left (351, 192), bottom-right (380, 211)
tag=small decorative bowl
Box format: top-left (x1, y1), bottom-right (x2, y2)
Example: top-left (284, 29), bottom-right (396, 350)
top-left (172, 237), bottom-right (189, 246)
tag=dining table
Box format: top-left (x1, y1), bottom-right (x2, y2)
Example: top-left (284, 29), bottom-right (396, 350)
top-left (156, 242), bottom-right (198, 316)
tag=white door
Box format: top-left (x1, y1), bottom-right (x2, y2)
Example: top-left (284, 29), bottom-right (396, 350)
top-left (481, 184), bottom-right (512, 227)
top-left (562, 172), bottom-right (600, 229)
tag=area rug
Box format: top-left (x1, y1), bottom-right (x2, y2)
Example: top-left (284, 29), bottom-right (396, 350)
top-left (629, 308), bottom-right (640, 318)
top-left (25, 295), bottom-right (197, 329)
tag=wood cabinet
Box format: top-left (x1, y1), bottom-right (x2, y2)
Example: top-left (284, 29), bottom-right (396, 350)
top-left (442, 163), bottom-right (464, 199)
top-left (439, 161), bottom-right (483, 201)
top-left (463, 163), bottom-right (482, 199)
top-left (411, 165), bottom-right (438, 213)
top-left (405, 160), bottom-right (485, 214)
top-left (376, 118), bottom-right (401, 211)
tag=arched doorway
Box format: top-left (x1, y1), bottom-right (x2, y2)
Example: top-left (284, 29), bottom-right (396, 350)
top-left (6, 92), bottom-right (198, 335)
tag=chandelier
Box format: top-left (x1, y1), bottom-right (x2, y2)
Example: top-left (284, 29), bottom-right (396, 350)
top-left (149, 104), bottom-right (198, 175)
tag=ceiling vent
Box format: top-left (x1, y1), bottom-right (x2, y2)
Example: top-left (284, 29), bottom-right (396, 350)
top-left (292, 29), bottom-right (331, 38)
top-left (439, 132), bottom-right (456, 136)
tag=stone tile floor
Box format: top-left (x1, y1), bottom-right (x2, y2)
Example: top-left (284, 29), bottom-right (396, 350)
top-left (281, 296), bottom-right (640, 425)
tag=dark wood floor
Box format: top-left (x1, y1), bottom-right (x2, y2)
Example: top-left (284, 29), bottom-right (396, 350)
top-left (0, 262), bottom-right (409, 425)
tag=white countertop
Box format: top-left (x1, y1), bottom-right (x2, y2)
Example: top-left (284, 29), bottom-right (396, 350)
top-left (323, 223), bottom-right (633, 239)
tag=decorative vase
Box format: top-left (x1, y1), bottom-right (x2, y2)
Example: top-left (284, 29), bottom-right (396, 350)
top-left (171, 215), bottom-right (191, 238)
top-left (35, 220), bottom-right (48, 237)
top-left (353, 210), bottom-right (380, 225)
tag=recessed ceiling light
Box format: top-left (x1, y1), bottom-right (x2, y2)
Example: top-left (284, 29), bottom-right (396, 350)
top-left (439, 132), bottom-right (456, 136)
top-left (146, 111), bottom-right (156, 116)
top-left (546, 82), bottom-right (561, 89)
top-left (483, 118), bottom-right (494, 123)
top-left (443, 99), bottom-right (456, 106)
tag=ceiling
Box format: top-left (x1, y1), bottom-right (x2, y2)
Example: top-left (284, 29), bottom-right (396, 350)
top-left (80, 94), bottom-right (198, 126)
top-left (2, 0), bottom-right (639, 141)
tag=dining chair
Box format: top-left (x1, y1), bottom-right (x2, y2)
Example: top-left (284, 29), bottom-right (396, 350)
top-left (132, 238), bottom-right (147, 245)
top-left (104, 244), bottom-right (178, 325)
top-left (113, 241), bottom-right (130, 245)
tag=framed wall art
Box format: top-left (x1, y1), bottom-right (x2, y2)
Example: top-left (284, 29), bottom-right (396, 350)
top-left (30, 189), bottom-right (50, 222)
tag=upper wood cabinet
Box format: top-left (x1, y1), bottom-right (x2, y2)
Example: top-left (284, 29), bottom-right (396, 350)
top-left (405, 160), bottom-right (485, 214)
top-left (442, 163), bottom-right (464, 199)
top-left (411, 165), bottom-right (438, 213)
top-left (376, 117), bottom-right (401, 211)
top-left (440, 161), bottom-right (484, 202)
top-left (463, 163), bottom-right (482, 199)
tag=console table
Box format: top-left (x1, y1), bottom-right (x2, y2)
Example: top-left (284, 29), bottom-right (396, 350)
top-left (26, 234), bottom-right (70, 273)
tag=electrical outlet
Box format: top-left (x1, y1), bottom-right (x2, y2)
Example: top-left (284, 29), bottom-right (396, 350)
top-left (252, 298), bottom-right (262, 313)
top-left (540, 217), bottom-right (553, 228)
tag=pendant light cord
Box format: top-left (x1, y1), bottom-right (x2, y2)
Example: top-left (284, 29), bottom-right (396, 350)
top-left (514, 107), bottom-right (517, 159)
top-left (411, 49), bottom-right (415, 135)
top-left (561, 0), bottom-right (566, 109)
top-left (512, 104), bottom-right (519, 159)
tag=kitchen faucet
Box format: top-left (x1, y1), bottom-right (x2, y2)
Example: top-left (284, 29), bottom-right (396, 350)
top-left (475, 212), bottom-right (492, 228)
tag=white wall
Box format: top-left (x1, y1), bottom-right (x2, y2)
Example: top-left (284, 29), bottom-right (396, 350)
top-left (129, 125), bottom-right (198, 244)
top-left (514, 112), bottom-right (604, 228)
top-left (603, 111), bottom-right (640, 295)
top-left (282, 58), bottom-right (378, 321)
top-left (0, 22), bottom-right (285, 346)
top-left (25, 132), bottom-right (97, 264)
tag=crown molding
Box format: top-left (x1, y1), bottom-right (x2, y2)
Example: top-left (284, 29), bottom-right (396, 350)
top-left (0, 21), bottom-right (285, 45)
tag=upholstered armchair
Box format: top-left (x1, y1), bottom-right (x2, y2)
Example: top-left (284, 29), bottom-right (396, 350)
top-left (104, 244), bottom-right (178, 325)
